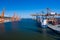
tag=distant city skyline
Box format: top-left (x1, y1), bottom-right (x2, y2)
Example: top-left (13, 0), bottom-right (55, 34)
top-left (0, 0), bottom-right (60, 18)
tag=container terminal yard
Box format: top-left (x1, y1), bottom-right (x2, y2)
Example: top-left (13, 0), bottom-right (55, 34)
top-left (0, 0), bottom-right (60, 40)
top-left (0, 9), bottom-right (20, 23)
top-left (0, 8), bottom-right (60, 40)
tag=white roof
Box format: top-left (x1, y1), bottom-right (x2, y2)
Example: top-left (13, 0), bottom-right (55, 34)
top-left (51, 12), bottom-right (55, 14)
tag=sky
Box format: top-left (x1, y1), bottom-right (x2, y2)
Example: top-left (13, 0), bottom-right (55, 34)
top-left (0, 0), bottom-right (60, 18)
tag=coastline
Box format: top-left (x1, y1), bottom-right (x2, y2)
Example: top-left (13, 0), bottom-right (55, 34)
top-left (0, 19), bottom-right (21, 24)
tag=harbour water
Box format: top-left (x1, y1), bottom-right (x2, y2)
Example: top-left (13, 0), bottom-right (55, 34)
top-left (0, 18), bottom-right (60, 40)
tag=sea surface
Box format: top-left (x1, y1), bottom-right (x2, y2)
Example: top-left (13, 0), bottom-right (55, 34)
top-left (0, 18), bottom-right (60, 40)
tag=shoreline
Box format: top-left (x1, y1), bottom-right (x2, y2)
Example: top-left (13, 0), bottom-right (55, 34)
top-left (0, 19), bottom-right (21, 24)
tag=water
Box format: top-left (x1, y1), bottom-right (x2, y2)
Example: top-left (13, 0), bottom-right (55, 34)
top-left (0, 18), bottom-right (60, 40)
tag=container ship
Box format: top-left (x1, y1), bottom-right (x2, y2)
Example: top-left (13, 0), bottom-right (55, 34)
top-left (31, 8), bottom-right (60, 33)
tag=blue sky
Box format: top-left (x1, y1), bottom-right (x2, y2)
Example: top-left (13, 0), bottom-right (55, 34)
top-left (0, 0), bottom-right (60, 18)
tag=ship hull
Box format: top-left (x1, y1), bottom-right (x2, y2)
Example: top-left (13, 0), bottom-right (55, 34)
top-left (47, 24), bottom-right (60, 34)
